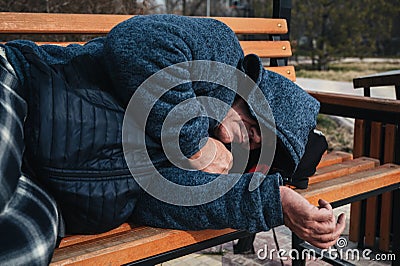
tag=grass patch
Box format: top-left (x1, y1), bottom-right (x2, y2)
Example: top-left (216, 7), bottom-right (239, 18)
top-left (295, 60), bottom-right (398, 151)
top-left (295, 61), bottom-right (399, 82)
top-left (316, 114), bottom-right (353, 152)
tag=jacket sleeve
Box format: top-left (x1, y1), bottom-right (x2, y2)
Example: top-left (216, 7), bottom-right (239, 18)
top-left (0, 45), bottom-right (27, 211)
top-left (104, 16), bottom-right (211, 159)
top-left (131, 168), bottom-right (284, 233)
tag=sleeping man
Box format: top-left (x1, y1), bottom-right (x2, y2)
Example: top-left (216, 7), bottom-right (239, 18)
top-left (0, 14), bottom-right (345, 264)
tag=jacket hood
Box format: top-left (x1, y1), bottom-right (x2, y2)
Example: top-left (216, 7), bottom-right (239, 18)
top-left (242, 54), bottom-right (320, 167)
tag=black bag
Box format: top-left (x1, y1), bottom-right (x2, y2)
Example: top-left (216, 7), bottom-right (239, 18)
top-left (272, 129), bottom-right (328, 189)
top-left (245, 129), bottom-right (328, 189)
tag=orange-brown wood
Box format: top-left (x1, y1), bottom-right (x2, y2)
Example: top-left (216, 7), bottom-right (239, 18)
top-left (1, 13), bottom-right (295, 83)
top-left (308, 91), bottom-right (400, 115)
top-left (50, 155), bottom-right (400, 265)
top-left (213, 17), bottom-right (288, 34)
top-left (379, 192), bottom-right (392, 251)
top-left (369, 122), bottom-right (382, 160)
top-left (265, 65), bottom-right (296, 81)
top-left (348, 119), bottom-right (366, 242)
top-left (383, 124), bottom-right (396, 163)
top-left (379, 124), bottom-right (397, 251)
top-left (363, 122), bottom-right (382, 247)
top-left (364, 196), bottom-right (378, 247)
top-left (0, 12), bottom-right (287, 35)
top-left (51, 227), bottom-right (236, 265)
top-left (309, 157), bottom-right (378, 185)
top-left (0, 12), bottom-right (132, 34)
top-left (317, 151), bottom-right (353, 169)
top-left (58, 223), bottom-right (135, 248)
top-left (32, 40), bottom-right (292, 58)
top-left (298, 164), bottom-right (400, 206)
top-left (349, 201), bottom-right (362, 242)
top-left (353, 120), bottom-right (366, 158)
top-left (241, 41), bottom-right (292, 58)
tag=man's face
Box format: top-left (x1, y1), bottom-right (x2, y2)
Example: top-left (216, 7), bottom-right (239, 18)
top-left (214, 98), bottom-right (261, 150)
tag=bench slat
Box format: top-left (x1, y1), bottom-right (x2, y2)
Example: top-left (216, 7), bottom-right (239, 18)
top-left (308, 91), bottom-right (400, 123)
top-left (32, 40), bottom-right (291, 58)
top-left (0, 12), bottom-right (287, 35)
top-left (317, 151), bottom-right (353, 169)
top-left (241, 40), bottom-right (292, 58)
top-left (299, 164), bottom-right (400, 206)
top-left (51, 228), bottom-right (236, 265)
top-left (309, 157), bottom-right (378, 185)
top-left (213, 17), bottom-right (288, 34)
top-left (265, 65), bottom-right (295, 81)
top-left (0, 12), bottom-right (131, 34)
top-left (58, 223), bottom-right (135, 248)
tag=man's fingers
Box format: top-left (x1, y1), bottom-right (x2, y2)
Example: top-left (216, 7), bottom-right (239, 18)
top-left (318, 199), bottom-right (332, 211)
top-left (309, 220), bottom-right (336, 234)
top-left (309, 213), bottom-right (347, 248)
top-left (311, 205), bottom-right (334, 222)
top-left (336, 213), bottom-right (346, 234)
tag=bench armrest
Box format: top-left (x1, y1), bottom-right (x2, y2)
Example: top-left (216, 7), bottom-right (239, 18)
top-left (307, 91), bottom-right (400, 124)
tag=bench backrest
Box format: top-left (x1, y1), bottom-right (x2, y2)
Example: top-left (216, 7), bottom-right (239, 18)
top-left (0, 12), bottom-right (295, 81)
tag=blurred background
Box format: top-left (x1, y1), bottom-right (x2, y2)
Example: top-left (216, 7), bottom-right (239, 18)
top-left (1, 0), bottom-right (399, 151)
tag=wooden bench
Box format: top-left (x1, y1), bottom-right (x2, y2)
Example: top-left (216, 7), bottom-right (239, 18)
top-left (347, 70), bottom-right (400, 253)
top-left (1, 9), bottom-right (400, 266)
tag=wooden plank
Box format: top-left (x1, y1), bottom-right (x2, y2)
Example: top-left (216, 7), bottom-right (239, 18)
top-left (0, 12), bottom-right (132, 34)
top-left (309, 157), bottom-right (378, 185)
top-left (353, 70), bottom-right (400, 88)
top-left (349, 201), bottom-right (362, 242)
top-left (51, 228), bottom-right (236, 265)
top-left (298, 164), bottom-right (400, 206)
top-left (213, 17), bottom-right (288, 34)
top-left (379, 124), bottom-right (397, 251)
top-left (59, 223), bottom-right (135, 248)
top-left (363, 122), bottom-right (382, 247)
top-left (379, 192), bottom-right (393, 251)
top-left (33, 40), bottom-right (292, 58)
top-left (310, 91), bottom-right (400, 115)
top-left (383, 124), bottom-right (396, 163)
top-left (317, 151), bottom-right (353, 169)
top-left (364, 196), bottom-right (378, 247)
top-left (0, 12), bottom-right (288, 35)
top-left (241, 41), bottom-right (292, 58)
top-left (265, 65), bottom-right (296, 81)
top-left (353, 120), bottom-right (366, 158)
top-left (349, 119), bottom-right (365, 242)
top-left (308, 91), bottom-right (400, 124)
top-left (369, 122), bottom-right (382, 160)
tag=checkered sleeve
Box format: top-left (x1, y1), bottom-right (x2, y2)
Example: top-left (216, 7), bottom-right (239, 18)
top-left (0, 46), bottom-right (62, 265)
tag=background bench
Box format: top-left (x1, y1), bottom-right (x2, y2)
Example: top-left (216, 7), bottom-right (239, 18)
top-left (1, 5), bottom-right (400, 266)
top-left (348, 71), bottom-right (400, 253)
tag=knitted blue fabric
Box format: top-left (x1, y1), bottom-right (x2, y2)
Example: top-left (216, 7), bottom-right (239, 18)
top-left (104, 15), bottom-right (319, 232)
top-left (0, 14), bottom-right (320, 233)
top-left (104, 14), bottom-right (319, 169)
top-left (243, 54), bottom-right (320, 166)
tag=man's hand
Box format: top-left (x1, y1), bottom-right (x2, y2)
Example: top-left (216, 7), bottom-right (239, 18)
top-left (279, 186), bottom-right (346, 249)
top-left (188, 137), bottom-right (233, 174)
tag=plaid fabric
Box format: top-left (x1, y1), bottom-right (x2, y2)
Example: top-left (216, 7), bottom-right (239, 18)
top-left (0, 46), bottom-right (61, 265)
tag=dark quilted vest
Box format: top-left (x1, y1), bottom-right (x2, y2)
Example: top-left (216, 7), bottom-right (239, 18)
top-left (7, 41), bottom-right (140, 234)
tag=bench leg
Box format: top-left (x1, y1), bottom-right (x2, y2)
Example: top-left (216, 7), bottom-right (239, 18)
top-left (292, 233), bottom-right (306, 266)
top-left (233, 234), bottom-right (256, 254)
top-left (357, 199), bottom-right (368, 249)
top-left (392, 189), bottom-right (400, 266)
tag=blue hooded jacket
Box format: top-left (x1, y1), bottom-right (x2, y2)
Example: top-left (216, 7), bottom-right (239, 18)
top-left (1, 14), bottom-right (319, 234)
